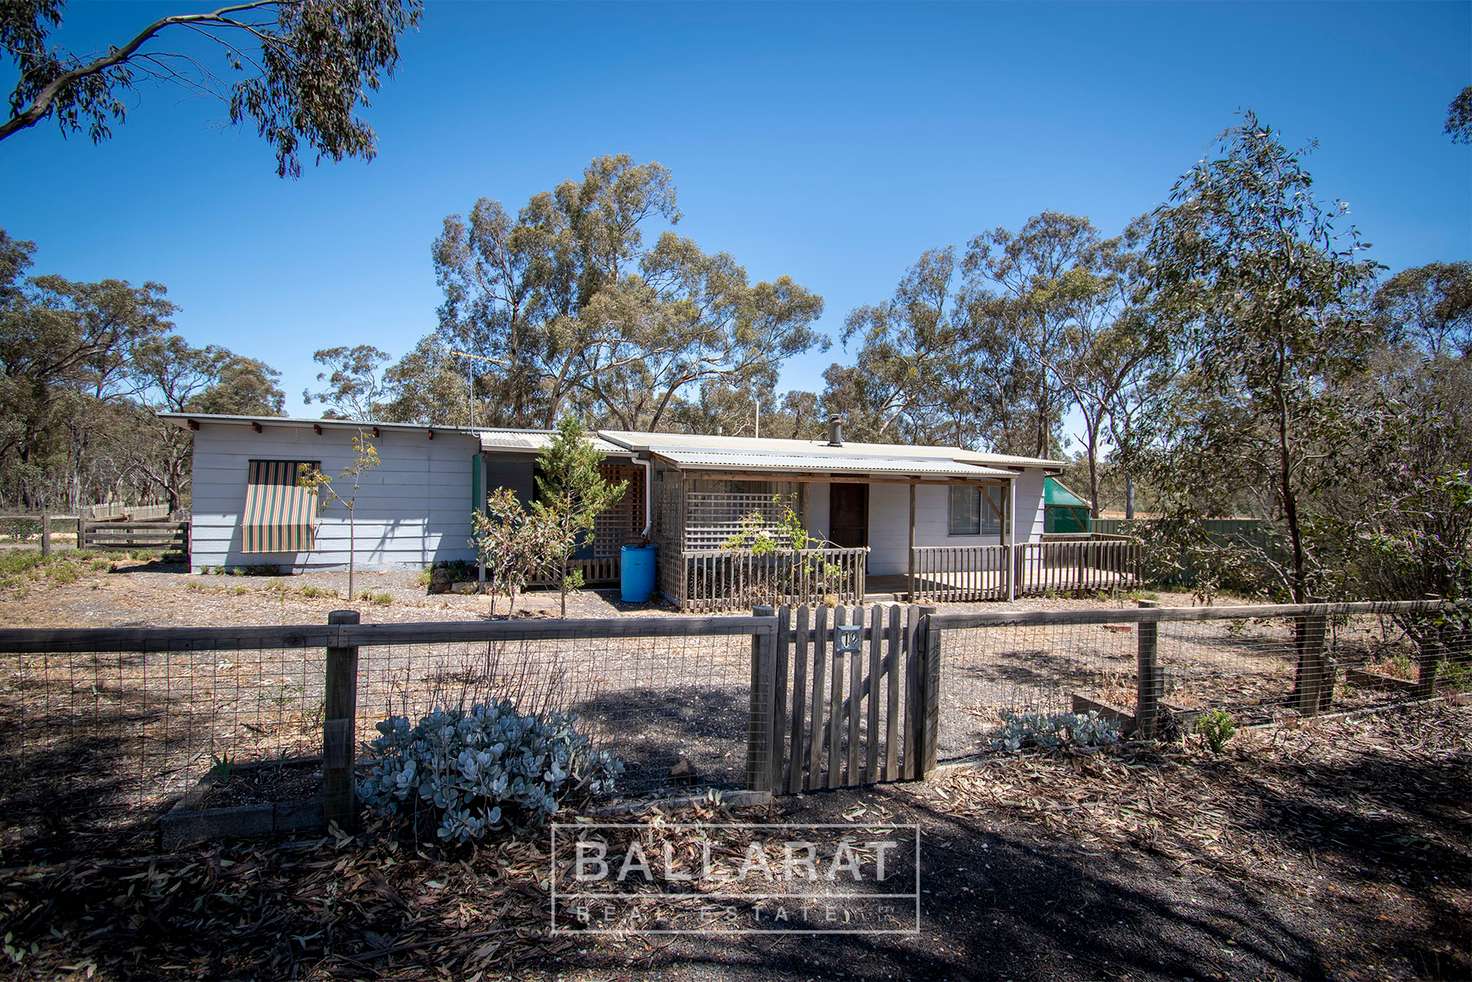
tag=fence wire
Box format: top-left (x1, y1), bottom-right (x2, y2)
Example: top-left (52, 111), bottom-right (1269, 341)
top-left (354, 630), bottom-right (755, 796)
top-left (0, 641), bottom-right (327, 852)
top-left (0, 623), bottom-right (762, 855)
top-left (935, 604), bottom-right (1470, 759)
top-left (1, 601), bottom-right (1462, 856)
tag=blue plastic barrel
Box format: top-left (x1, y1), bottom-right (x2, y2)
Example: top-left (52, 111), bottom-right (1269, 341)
top-left (620, 544), bottom-right (657, 603)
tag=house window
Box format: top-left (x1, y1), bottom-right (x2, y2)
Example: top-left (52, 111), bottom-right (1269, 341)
top-left (948, 485), bottom-right (980, 535)
top-left (948, 485), bottom-right (1005, 537)
top-left (241, 460), bottom-right (320, 553)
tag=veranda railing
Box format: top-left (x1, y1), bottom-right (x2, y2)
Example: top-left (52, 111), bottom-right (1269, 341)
top-left (909, 537), bottom-right (1144, 602)
top-left (680, 546), bottom-right (868, 612)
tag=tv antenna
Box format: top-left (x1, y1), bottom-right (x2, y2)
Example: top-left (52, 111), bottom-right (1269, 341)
top-left (449, 350), bottom-right (508, 429)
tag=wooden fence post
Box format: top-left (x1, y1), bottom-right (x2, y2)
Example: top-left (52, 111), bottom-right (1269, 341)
top-left (1295, 609), bottom-right (1329, 715)
top-left (746, 605), bottom-right (777, 792)
top-left (40, 512), bottom-right (50, 558)
top-left (324, 609), bottom-right (361, 831)
top-left (919, 607), bottom-right (941, 777)
top-left (1135, 599), bottom-right (1159, 739)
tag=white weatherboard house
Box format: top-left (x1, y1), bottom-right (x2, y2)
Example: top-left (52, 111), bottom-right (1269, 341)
top-left (164, 413), bottom-right (1108, 608)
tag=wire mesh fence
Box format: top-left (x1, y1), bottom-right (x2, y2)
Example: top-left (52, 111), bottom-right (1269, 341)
top-left (933, 601), bottom-right (1470, 759)
top-left (0, 617), bottom-right (769, 855)
top-left (0, 636), bottom-right (331, 852)
top-left (352, 627), bottom-right (758, 796)
top-left (0, 600), bottom-right (1461, 855)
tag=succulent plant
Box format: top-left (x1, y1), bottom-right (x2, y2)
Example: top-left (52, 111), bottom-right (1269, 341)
top-left (358, 700), bottom-right (623, 844)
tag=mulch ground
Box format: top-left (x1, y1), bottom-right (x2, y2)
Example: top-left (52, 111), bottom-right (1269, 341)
top-left (1, 702), bottom-right (1466, 980)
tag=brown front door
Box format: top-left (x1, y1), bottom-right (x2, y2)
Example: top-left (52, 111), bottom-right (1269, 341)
top-left (828, 483), bottom-right (869, 548)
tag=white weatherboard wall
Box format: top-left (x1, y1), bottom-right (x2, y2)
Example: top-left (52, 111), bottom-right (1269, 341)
top-left (864, 469), bottom-right (1049, 576)
top-left (188, 423), bottom-right (479, 573)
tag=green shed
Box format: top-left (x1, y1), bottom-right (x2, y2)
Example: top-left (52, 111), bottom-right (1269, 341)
top-left (1044, 478), bottom-right (1092, 533)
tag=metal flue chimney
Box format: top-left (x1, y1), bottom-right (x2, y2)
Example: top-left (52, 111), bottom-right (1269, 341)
top-left (827, 414), bottom-right (844, 447)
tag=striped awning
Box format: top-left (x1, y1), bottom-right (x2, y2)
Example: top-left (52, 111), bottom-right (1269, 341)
top-left (242, 460), bottom-right (319, 553)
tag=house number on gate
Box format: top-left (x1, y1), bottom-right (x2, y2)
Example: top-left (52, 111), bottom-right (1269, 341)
top-left (835, 625), bottom-right (863, 655)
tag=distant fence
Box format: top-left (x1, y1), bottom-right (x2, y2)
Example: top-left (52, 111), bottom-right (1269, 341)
top-left (528, 555), bottom-right (620, 588)
top-left (1091, 517), bottom-right (1280, 588)
top-left (79, 519), bottom-right (189, 554)
top-left (81, 502), bottom-right (173, 522)
top-left (0, 513), bottom-right (79, 541)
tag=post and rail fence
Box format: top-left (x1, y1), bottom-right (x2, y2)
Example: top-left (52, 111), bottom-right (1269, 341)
top-left (78, 519), bottom-right (190, 555)
top-left (0, 599), bottom-right (1460, 852)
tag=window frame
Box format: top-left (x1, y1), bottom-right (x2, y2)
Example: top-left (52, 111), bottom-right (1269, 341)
top-left (947, 484), bottom-right (1006, 537)
top-left (948, 485), bottom-right (981, 536)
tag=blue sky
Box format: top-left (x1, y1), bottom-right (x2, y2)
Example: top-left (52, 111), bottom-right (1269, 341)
top-left (3, 1), bottom-right (1469, 438)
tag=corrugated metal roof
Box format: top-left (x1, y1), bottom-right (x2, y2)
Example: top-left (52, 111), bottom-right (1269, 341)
top-left (653, 449), bottom-right (1014, 479)
top-left (597, 430), bottom-right (1063, 469)
top-left (478, 431), bottom-right (630, 455)
top-left (158, 412), bottom-right (483, 434)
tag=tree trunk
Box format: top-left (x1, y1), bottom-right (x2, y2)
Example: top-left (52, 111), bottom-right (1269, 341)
top-left (348, 509), bottom-right (356, 601)
top-left (559, 559), bottom-right (568, 618)
top-left (1124, 473), bottom-right (1135, 521)
top-left (1085, 419), bottom-right (1101, 519)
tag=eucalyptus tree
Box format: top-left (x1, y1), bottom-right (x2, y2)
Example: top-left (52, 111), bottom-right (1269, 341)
top-left (1038, 216), bottom-right (1185, 518)
top-left (1, 0), bottom-right (422, 178)
top-left (1138, 111), bottom-right (1383, 606)
top-left (960, 212), bottom-right (1113, 460)
top-left (1371, 261), bottom-right (1471, 360)
top-left (0, 228), bottom-right (286, 509)
top-left (1447, 86), bottom-right (1472, 143)
top-left (577, 233), bottom-right (825, 431)
top-left (303, 344), bottom-right (391, 420)
top-left (421, 155), bottom-right (825, 432)
top-left (833, 247), bottom-right (987, 445)
top-left (0, 232), bottom-right (175, 506)
top-left (120, 336), bottom-right (284, 510)
top-left (429, 155), bottom-right (680, 427)
top-left (379, 335), bottom-right (469, 425)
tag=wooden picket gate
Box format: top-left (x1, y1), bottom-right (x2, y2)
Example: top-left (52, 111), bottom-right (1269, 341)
top-left (747, 603), bottom-right (939, 795)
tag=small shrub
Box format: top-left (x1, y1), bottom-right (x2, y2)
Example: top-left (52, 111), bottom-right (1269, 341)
top-left (226, 564), bottom-right (280, 577)
top-left (1194, 709), bottom-right (1237, 754)
top-left (0, 552), bottom-right (44, 577)
top-left (359, 701), bottom-right (623, 844)
top-left (230, 585), bottom-right (251, 596)
top-left (185, 581), bottom-right (205, 592)
top-left (1372, 652), bottom-right (1415, 681)
top-left (1437, 659), bottom-right (1472, 692)
top-left (992, 710), bottom-right (1121, 752)
top-left (360, 590), bottom-right (393, 606)
top-left (208, 751), bottom-right (237, 783)
top-left (299, 585), bottom-right (339, 599)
